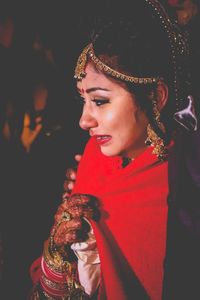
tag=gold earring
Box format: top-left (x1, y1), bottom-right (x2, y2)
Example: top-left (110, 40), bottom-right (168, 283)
top-left (145, 124), bottom-right (167, 160)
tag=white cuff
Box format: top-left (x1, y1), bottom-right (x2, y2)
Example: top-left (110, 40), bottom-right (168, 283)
top-left (71, 223), bottom-right (100, 296)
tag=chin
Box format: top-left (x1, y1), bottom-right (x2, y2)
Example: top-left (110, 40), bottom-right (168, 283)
top-left (100, 146), bottom-right (120, 157)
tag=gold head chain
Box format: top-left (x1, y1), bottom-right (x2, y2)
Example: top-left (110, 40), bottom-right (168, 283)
top-left (74, 43), bottom-right (161, 84)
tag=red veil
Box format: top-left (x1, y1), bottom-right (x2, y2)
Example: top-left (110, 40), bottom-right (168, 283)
top-left (73, 137), bottom-right (169, 300)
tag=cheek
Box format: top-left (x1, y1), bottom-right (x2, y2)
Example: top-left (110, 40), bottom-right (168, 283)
top-left (119, 109), bottom-right (137, 131)
top-left (100, 110), bottom-right (119, 130)
top-left (105, 111), bottom-right (117, 122)
top-left (119, 109), bottom-right (148, 141)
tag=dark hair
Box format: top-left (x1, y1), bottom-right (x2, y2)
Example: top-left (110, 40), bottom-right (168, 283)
top-left (89, 1), bottom-right (190, 143)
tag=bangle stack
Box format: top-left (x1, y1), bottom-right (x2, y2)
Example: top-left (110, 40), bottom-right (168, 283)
top-left (37, 214), bottom-right (88, 299)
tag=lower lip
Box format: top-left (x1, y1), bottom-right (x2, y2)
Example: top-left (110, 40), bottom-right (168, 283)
top-left (96, 136), bottom-right (112, 145)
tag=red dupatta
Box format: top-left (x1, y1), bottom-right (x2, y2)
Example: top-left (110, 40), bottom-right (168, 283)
top-left (72, 137), bottom-right (169, 300)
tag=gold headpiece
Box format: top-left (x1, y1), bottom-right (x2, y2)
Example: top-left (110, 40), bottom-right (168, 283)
top-left (74, 43), bottom-right (161, 84)
top-left (144, 0), bottom-right (189, 112)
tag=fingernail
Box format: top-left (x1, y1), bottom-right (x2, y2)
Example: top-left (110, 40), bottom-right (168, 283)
top-left (68, 182), bottom-right (73, 189)
top-left (71, 173), bottom-right (76, 180)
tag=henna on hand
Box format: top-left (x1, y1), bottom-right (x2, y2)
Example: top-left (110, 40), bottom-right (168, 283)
top-left (53, 194), bottom-right (100, 246)
top-left (53, 218), bottom-right (90, 246)
top-left (55, 194), bottom-right (100, 222)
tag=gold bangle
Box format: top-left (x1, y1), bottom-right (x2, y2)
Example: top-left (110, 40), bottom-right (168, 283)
top-left (43, 239), bottom-right (71, 273)
top-left (41, 274), bottom-right (68, 291)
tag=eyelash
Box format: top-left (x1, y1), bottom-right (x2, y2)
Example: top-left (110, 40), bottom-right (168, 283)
top-left (78, 96), bottom-right (109, 107)
top-left (91, 99), bottom-right (109, 106)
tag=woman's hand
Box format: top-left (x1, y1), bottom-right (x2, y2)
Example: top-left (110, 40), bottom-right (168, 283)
top-left (53, 194), bottom-right (100, 246)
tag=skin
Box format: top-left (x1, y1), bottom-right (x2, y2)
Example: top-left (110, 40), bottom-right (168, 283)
top-left (78, 62), bottom-right (149, 159)
top-left (53, 193), bottom-right (99, 245)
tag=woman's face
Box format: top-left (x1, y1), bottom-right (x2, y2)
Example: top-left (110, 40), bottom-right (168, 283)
top-left (77, 62), bottom-right (149, 159)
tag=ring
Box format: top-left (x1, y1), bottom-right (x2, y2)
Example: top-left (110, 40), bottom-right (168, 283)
top-left (61, 211), bottom-right (71, 222)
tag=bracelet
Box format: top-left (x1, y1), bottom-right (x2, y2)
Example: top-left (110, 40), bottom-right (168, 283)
top-left (39, 213), bottom-right (87, 299)
top-left (43, 239), bottom-right (71, 274)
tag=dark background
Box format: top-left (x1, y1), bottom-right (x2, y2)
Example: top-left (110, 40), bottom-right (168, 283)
top-left (0, 1), bottom-right (199, 299)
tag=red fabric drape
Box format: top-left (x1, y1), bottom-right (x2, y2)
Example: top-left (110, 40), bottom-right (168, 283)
top-left (73, 137), bottom-right (169, 300)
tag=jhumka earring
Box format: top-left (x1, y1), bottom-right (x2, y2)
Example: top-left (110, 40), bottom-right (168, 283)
top-left (145, 98), bottom-right (168, 160)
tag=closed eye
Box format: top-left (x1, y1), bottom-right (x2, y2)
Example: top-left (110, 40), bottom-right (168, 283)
top-left (91, 99), bottom-right (110, 106)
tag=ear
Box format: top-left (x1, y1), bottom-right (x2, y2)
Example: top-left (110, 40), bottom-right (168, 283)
top-left (156, 81), bottom-right (168, 111)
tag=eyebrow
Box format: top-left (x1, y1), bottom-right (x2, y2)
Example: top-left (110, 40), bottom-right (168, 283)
top-left (77, 87), bottom-right (110, 94)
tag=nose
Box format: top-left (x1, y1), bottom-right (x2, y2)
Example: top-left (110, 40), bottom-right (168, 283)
top-left (79, 106), bottom-right (98, 131)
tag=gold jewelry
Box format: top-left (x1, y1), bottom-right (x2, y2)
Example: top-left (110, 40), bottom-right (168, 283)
top-left (43, 209), bottom-right (73, 273)
top-left (42, 238), bottom-right (86, 299)
top-left (60, 211), bottom-right (71, 222)
top-left (152, 98), bottom-right (165, 134)
top-left (41, 274), bottom-right (68, 291)
top-left (75, 0), bottom-right (189, 112)
top-left (145, 124), bottom-right (167, 160)
top-left (74, 43), bottom-right (161, 84)
top-left (30, 209), bottom-right (87, 299)
top-left (145, 95), bottom-right (167, 161)
top-left (43, 239), bottom-right (71, 273)
top-left (144, 0), bottom-right (189, 112)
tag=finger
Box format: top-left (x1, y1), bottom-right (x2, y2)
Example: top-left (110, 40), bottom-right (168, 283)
top-left (63, 180), bottom-right (74, 192)
top-left (68, 204), bottom-right (99, 220)
top-left (67, 194), bottom-right (90, 207)
top-left (55, 205), bottom-right (93, 222)
top-left (65, 168), bottom-right (76, 181)
top-left (54, 204), bottom-right (68, 222)
top-left (55, 218), bottom-right (82, 237)
top-left (85, 207), bottom-right (101, 221)
top-left (65, 194), bottom-right (100, 220)
top-left (82, 207), bottom-right (96, 220)
top-left (51, 217), bottom-right (90, 241)
top-left (85, 194), bottom-right (100, 207)
top-left (54, 217), bottom-right (86, 245)
top-left (55, 193), bottom-right (100, 221)
top-left (67, 194), bottom-right (100, 211)
top-left (62, 192), bottom-right (70, 202)
top-left (54, 228), bottom-right (89, 246)
top-left (67, 206), bottom-right (86, 219)
top-left (74, 154), bottom-right (82, 162)
top-left (54, 231), bottom-right (77, 246)
top-left (59, 201), bottom-right (69, 210)
top-left (54, 211), bottom-right (63, 223)
top-left (55, 205), bottom-right (97, 221)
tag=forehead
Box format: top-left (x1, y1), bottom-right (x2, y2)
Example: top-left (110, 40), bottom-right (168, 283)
top-left (77, 62), bottom-right (118, 91)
